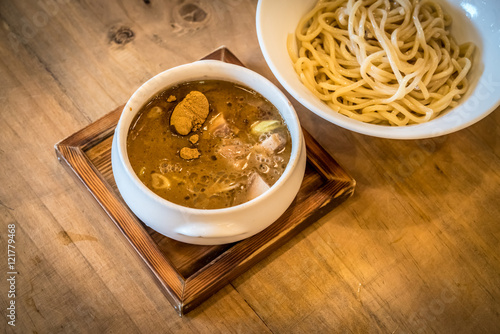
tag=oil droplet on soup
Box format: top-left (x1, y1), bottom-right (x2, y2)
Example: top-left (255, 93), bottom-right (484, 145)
top-left (127, 80), bottom-right (292, 209)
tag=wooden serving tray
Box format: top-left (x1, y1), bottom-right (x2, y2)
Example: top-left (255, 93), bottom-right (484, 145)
top-left (54, 47), bottom-right (355, 316)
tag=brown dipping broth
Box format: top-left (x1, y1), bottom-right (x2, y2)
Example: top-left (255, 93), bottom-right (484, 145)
top-left (127, 80), bottom-right (292, 209)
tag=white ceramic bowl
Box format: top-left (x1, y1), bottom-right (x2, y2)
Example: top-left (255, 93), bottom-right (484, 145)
top-left (256, 0), bottom-right (500, 139)
top-left (111, 60), bottom-right (306, 245)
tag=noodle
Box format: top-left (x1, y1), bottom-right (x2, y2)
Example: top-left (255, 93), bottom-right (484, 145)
top-left (288, 0), bottom-right (475, 126)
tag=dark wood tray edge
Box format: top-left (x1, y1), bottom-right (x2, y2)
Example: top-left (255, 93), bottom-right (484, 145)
top-left (55, 125), bottom-right (185, 309)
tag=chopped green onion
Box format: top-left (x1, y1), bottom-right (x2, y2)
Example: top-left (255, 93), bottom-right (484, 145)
top-left (250, 120), bottom-right (282, 135)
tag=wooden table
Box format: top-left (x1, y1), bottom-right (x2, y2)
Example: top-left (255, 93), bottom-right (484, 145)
top-left (1, 1), bottom-right (499, 332)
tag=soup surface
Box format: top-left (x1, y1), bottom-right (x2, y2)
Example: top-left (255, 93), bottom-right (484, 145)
top-left (127, 80), bottom-right (292, 209)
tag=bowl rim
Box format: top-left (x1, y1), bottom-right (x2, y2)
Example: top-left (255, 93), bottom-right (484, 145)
top-left (113, 60), bottom-right (305, 215)
top-left (256, 0), bottom-right (500, 139)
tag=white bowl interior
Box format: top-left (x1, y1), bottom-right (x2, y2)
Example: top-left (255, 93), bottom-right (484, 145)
top-left (257, 0), bottom-right (500, 139)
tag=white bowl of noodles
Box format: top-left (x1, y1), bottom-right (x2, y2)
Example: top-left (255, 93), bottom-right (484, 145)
top-left (256, 0), bottom-right (500, 139)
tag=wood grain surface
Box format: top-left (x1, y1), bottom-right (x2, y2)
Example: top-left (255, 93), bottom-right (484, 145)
top-left (0, 0), bottom-right (499, 333)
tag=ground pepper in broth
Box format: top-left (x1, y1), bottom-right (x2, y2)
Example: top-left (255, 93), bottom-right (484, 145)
top-left (127, 80), bottom-right (292, 209)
